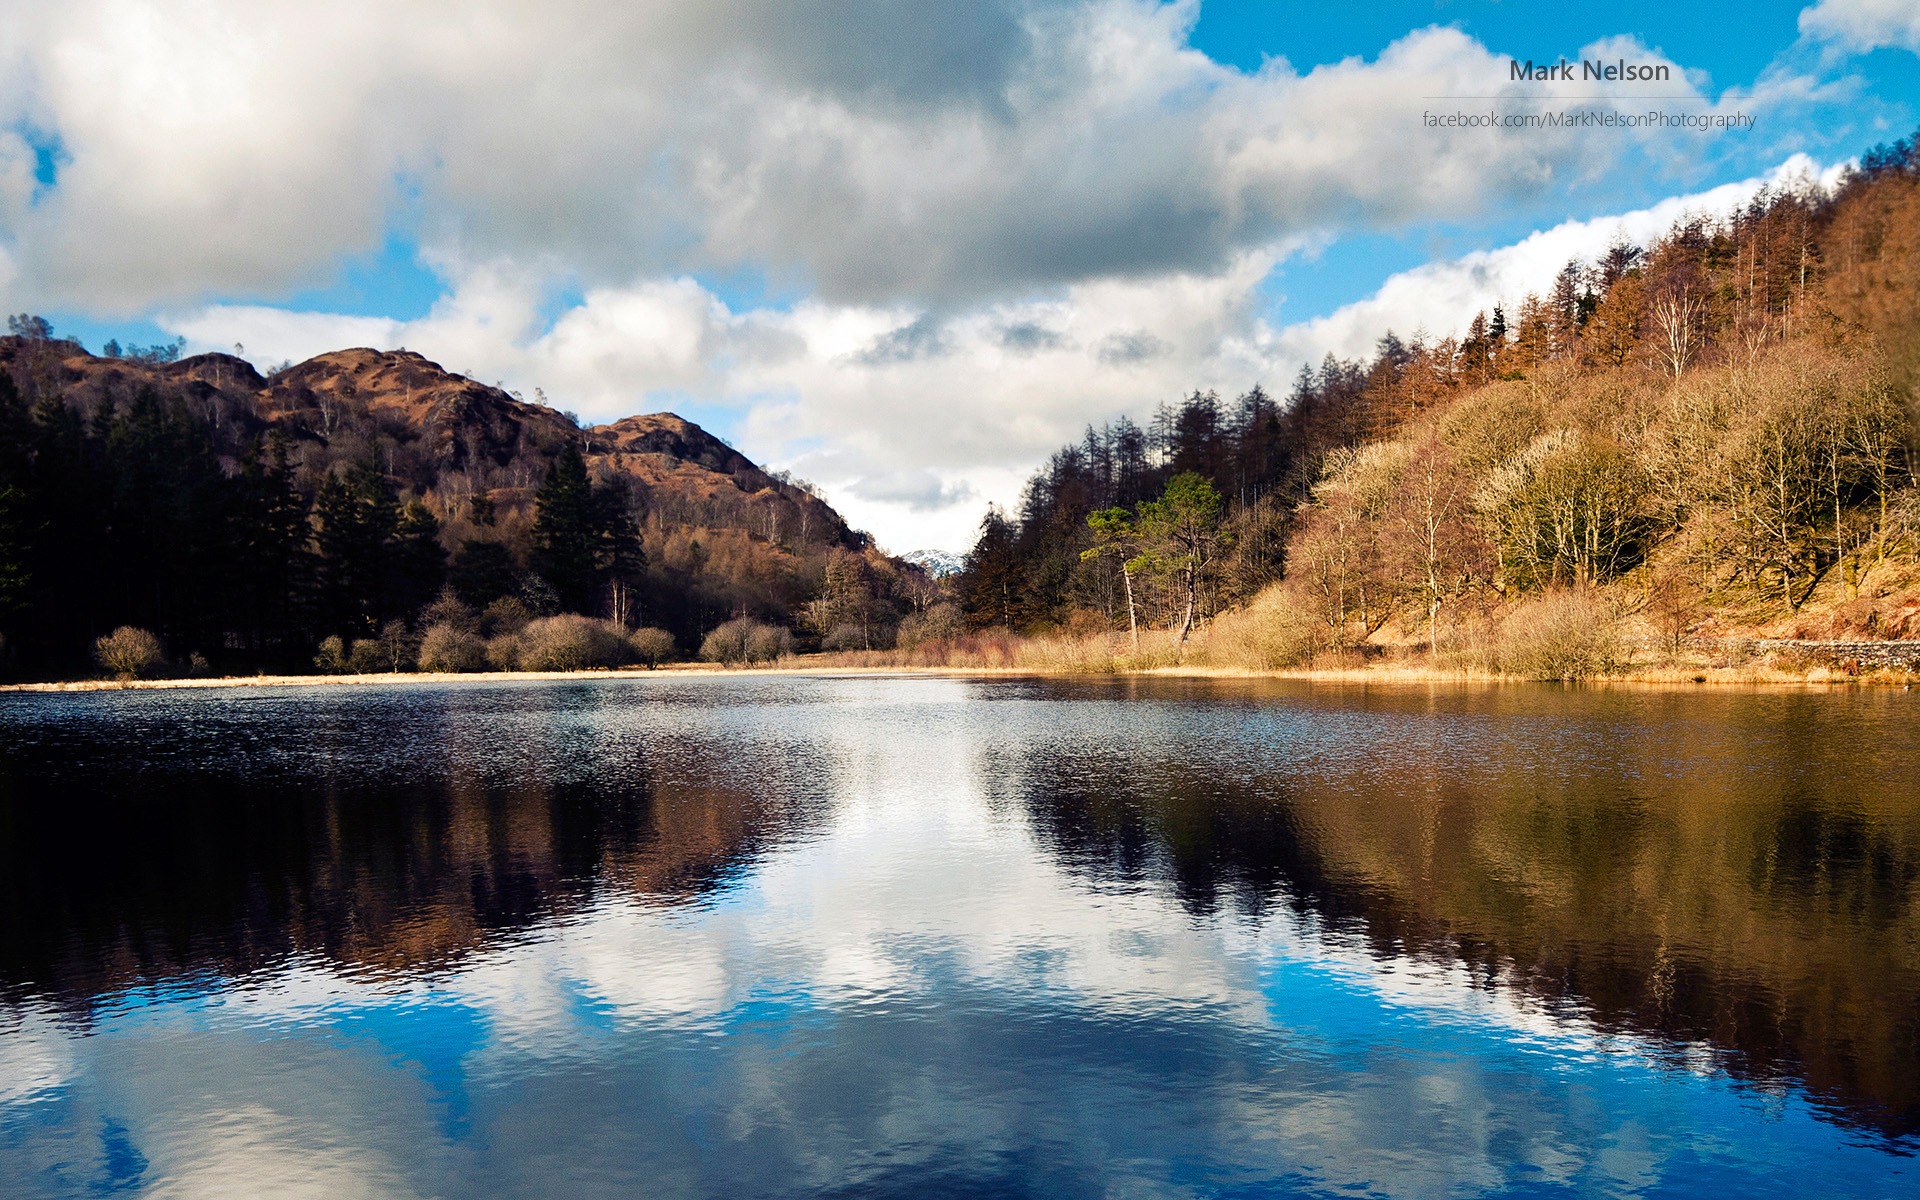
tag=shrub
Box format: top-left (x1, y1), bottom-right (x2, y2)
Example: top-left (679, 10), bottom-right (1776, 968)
top-left (745, 623), bottom-right (794, 663)
top-left (1202, 588), bottom-right (1324, 669)
top-left (1495, 590), bottom-right (1623, 680)
top-left (700, 619), bottom-right (750, 665)
top-left (700, 618), bottom-right (791, 665)
top-left (517, 615), bottom-right (633, 671)
top-left (482, 596), bottom-right (533, 638)
top-left (898, 603), bottom-right (963, 650)
top-left (347, 638), bottom-right (385, 674)
top-left (420, 590), bottom-right (479, 635)
top-left (419, 623), bottom-right (489, 673)
top-left (628, 627), bottom-right (676, 668)
top-left (485, 634), bottom-right (522, 672)
top-left (93, 626), bottom-right (165, 679)
top-left (820, 622), bottom-right (868, 652)
top-left (313, 635), bottom-right (348, 674)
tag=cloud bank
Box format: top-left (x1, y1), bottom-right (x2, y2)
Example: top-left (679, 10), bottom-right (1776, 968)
top-left (0, 0), bottom-right (1714, 314)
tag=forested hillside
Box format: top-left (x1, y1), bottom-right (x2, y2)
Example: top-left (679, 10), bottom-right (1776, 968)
top-left (0, 343), bottom-right (933, 678)
top-left (953, 129), bottom-right (1920, 674)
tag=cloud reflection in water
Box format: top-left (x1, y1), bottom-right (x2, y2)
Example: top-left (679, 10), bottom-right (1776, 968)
top-left (1, 675), bottom-right (1915, 1197)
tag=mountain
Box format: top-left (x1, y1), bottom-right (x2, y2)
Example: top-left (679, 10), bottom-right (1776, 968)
top-left (0, 339), bottom-right (928, 675)
top-left (901, 550), bottom-right (965, 578)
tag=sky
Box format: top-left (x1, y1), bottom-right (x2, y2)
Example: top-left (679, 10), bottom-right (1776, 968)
top-left (1, 1), bottom-right (1918, 553)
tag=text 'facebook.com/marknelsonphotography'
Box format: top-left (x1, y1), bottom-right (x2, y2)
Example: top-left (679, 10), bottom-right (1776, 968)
top-left (1422, 109), bottom-right (1757, 132)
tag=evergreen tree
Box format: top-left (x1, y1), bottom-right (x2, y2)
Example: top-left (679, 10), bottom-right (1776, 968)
top-left (962, 507), bottom-right (1021, 631)
top-left (100, 387), bottom-right (228, 654)
top-left (0, 374), bottom-right (32, 627)
top-left (1135, 472), bottom-right (1226, 644)
top-left (531, 442), bottom-right (599, 612)
top-left (314, 463), bottom-right (400, 636)
top-left (450, 539), bottom-right (518, 608)
top-left (531, 443), bottom-right (647, 618)
top-left (231, 432), bottom-right (311, 660)
top-left (391, 499), bottom-right (447, 618)
top-left (592, 477), bottom-right (646, 625)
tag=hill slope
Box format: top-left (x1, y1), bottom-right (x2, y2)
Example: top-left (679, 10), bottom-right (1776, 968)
top-left (0, 339), bottom-right (919, 676)
top-left (948, 128), bottom-right (1920, 672)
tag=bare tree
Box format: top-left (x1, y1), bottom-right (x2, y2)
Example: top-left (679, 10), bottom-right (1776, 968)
top-left (1650, 287), bottom-right (1706, 378)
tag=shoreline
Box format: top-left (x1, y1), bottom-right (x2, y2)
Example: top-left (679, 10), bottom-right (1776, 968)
top-left (3, 659), bottom-right (1914, 694)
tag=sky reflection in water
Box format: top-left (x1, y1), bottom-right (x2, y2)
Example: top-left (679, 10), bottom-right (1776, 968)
top-left (0, 676), bottom-right (1916, 1198)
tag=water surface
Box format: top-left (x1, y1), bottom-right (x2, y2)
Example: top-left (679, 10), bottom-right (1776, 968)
top-left (1, 676), bottom-right (1916, 1197)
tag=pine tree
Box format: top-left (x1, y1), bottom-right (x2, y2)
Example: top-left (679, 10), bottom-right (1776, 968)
top-left (592, 477), bottom-right (646, 625)
top-left (314, 462), bottom-right (400, 636)
top-left (531, 442), bottom-right (598, 612)
top-left (391, 499), bottom-right (447, 618)
top-left (0, 374), bottom-right (32, 626)
top-left (450, 539), bottom-right (518, 608)
top-left (231, 432), bottom-right (311, 659)
top-left (962, 507), bottom-right (1021, 631)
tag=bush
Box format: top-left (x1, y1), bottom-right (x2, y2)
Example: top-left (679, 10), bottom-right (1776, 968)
top-left (420, 590), bottom-right (479, 636)
top-left (481, 596), bottom-right (532, 637)
top-left (628, 627), bottom-right (676, 667)
top-left (746, 623), bottom-right (794, 663)
top-left (897, 603), bottom-right (963, 650)
top-left (820, 622), bottom-right (868, 652)
top-left (93, 626), bottom-right (165, 679)
top-left (485, 634), bottom-right (522, 672)
top-left (700, 618), bottom-right (791, 665)
top-left (1495, 590), bottom-right (1623, 680)
top-left (419, 623), bottom-right (489, 673)
top-left (347, 638), bottom-right (385, 674)
top-left (700, 619), bottom-right (749, 665)
top-left (517, 615), bottom-right (633, 671)
top-left (313, 635), bottom-right (348, 674)
top-left (1202, 588), bottom-right (1324, 670)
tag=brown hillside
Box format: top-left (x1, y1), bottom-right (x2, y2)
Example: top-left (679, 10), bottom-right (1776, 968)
top-left (1, 338), bottom-right (856, 552)
top-left (1, 337), bottom-right (876, 635)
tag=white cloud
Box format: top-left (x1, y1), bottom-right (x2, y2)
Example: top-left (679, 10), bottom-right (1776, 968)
top-left (1800, 0), bottom-right (1920, 53)
top-left (0, 0), bottom-right (1724, 315)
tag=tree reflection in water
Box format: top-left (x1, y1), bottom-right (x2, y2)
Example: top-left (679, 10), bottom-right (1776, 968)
top-left (1005, 678), bottom-right (1920, 1142)
top-left (1, 675), bottom-right (1916, 1152)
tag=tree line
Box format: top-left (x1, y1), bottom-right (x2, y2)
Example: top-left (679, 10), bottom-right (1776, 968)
top-left (0, 367), bottom-right (662, 676)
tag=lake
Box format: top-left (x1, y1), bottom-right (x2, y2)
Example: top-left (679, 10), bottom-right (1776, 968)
top-left (1, 675), bottom-right (1916, 1197)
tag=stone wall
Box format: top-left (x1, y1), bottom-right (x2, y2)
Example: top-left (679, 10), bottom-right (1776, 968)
top-left (1694, 638), bottom-right (1920, 669)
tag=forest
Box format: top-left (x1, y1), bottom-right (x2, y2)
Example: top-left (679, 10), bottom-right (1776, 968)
top-left (944, 127), bottom-right (1920, 677)
top-left (0, 340), bottom-right (936, 680)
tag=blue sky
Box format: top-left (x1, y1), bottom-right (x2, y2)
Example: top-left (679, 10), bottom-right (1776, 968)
top-left (3, 0), bottom-right (1917, 550)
